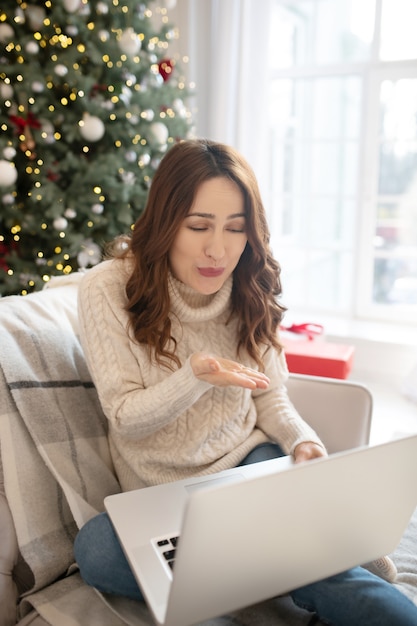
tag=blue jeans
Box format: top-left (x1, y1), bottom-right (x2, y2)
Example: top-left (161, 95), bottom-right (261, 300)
top-left (74, 444), bottom-right (417, 625)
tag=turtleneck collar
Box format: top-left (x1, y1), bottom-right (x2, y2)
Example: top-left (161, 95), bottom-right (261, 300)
top-left (168, 273), bottom-right (233, 323)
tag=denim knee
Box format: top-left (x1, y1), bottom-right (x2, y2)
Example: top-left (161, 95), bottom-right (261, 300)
top-left (74, 513), bottom-right (143, 600)
top-left (74, 512), bottom-right (109, 588)
top-left (74, 511), bottom-right (144, 601)
top-left (291, 567), bottom-right (417, 626)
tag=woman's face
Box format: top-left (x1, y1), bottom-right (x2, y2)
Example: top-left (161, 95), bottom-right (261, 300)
top-left (169, 177), bottom-right (248, 295)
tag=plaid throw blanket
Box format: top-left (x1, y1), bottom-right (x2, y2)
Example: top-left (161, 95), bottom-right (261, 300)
top-left (0, 276), bottom-right (319, 626)
top-left (0, 277), bottom-right (127, 623)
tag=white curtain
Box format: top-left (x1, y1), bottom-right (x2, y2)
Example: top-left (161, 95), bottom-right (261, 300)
top-left (170, 0), bottom-right (272, 197)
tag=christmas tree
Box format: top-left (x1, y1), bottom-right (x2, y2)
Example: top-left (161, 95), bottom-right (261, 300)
top-left (0, 0), bottom-right (192, 296)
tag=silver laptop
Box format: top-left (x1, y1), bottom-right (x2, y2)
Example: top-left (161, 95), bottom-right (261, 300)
top-left (105, 434), bottom-right (417, 626)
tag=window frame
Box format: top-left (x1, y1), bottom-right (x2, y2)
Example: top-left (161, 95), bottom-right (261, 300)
top-left (357, 62), bottom-right (417, 323)
top-left (267, 0), bottom-right (417, 325)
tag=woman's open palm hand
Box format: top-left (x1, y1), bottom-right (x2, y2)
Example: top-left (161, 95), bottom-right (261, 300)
top-left (190, 353), bottom-right (270, 390)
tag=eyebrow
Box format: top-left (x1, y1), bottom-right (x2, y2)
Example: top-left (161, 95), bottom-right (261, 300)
top-left (186, 212), bottom-right (246, 219)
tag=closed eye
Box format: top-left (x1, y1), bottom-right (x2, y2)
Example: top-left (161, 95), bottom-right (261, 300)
top-left (184, 214), bottom-right (246, 233)
top-left (188, 225), bottom-right (245, 233)
top-left (226, 220), bottom-right (246, 233)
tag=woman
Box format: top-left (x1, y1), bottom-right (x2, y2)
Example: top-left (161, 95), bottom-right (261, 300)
top-left (74, 139), bottom-right (417, 625)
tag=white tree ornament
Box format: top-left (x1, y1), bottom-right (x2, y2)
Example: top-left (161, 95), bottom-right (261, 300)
top-left (118, 28), bottom-right (142, 56)
top-left (53, 217), bottom-right (69, 231)
top-left (149, 122), bottom-right (169, 145)
top-left (0, 82), bottom-right (13, 100)
top-left (0, 160), bottom-right (17, 187)
top-left (63, 0), bottom-right (82, 12)
top-left (0, 23), bottom-right (14, 43)
top-left (79, 114), bottom-right (105, 141)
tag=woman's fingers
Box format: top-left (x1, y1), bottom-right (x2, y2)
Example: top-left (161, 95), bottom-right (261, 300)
top-left (191, 353), bottom-right (270, 389)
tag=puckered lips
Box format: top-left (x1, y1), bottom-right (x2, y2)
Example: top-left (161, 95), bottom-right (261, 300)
top-left (197, 267), bottom-right (225, 278)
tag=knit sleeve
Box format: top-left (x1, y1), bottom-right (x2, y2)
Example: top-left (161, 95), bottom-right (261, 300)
top-left (77, 262), bottom-right (211, 440)
top-left (253, 348), bottom-right (325, 455)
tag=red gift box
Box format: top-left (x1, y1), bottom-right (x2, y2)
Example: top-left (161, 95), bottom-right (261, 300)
top-left (282, 338), bottom-right (355, 379)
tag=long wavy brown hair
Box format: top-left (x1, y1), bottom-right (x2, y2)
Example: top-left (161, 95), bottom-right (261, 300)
top-left (110, 138), bottom-right (286, 370)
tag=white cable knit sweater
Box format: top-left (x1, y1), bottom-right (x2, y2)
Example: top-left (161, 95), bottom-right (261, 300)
top-left (78, 258), bottom-right (323, 491)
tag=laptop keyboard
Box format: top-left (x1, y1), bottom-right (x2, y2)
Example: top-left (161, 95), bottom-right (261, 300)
top-left (154, 535), bottom-right (180, 572)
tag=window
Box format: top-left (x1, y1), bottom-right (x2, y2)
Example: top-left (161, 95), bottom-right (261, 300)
top-left (267, 0), bottom-right (417, 323)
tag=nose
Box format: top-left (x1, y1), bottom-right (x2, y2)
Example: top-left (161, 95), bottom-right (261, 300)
top-left (205, 230), bottom-right (225, 262)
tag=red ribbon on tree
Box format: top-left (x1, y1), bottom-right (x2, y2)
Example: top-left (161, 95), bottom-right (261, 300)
top-left (9, 111), bottom-right (40, 159)
top-left (158, 58), bottom-right (175, 82)
top-left (9, 112), bottom-right (41, 134)
top-left (0, 241), bottom-right (17, 272)
top-left (90, 83), bottom-right (108, 97)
